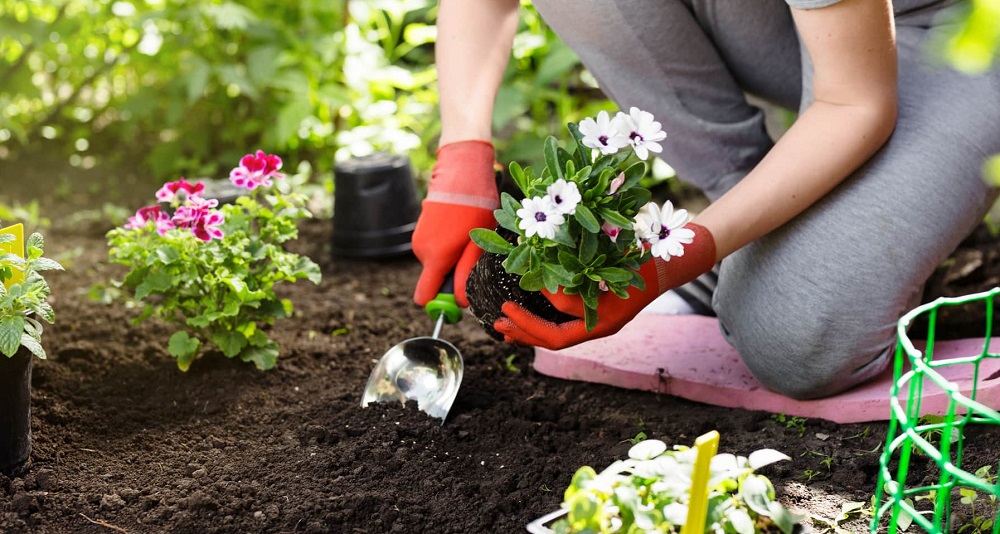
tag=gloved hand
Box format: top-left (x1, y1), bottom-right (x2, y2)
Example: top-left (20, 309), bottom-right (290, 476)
top-left (412, 140), bottom-right (500, 308)
top-left (494, 223), bottom-right (717, 349)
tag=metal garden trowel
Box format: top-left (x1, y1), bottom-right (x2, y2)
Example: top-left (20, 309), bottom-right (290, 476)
top-left (360, 275), bottom-right (464, 422)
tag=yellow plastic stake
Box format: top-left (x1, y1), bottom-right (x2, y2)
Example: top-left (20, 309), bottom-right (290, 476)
top-left (0, 224), bottom-right (25, 288)
top-left (681, 430), bottom-right (720, 534)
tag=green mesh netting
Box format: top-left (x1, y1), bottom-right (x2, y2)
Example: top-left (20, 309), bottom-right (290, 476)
top-left (872, 288), bottom-right (1000, 533)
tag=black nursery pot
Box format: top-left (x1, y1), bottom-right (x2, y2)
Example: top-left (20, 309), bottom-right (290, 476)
top-left (331, 152), bottom-right (421, 259)
top-left (467, 228), bottom-right (574, 341)
top-left (0, 346), bottom-right (33, 477)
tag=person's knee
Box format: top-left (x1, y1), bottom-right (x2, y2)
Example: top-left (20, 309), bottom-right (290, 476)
top-left (719, 305), bottom-right (891, 400)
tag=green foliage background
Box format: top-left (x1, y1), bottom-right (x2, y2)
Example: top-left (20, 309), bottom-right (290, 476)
top-left (0, 0), bottom-right (996, 200)
top-left (0, 0), bottom-right (612, 193)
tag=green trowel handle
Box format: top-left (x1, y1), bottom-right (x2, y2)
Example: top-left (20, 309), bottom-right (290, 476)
top-left (425, 272), bottom-right (462, 325)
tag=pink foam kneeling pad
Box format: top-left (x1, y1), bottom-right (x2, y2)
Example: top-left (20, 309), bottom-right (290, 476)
top-left (532, 315), bottom-right (1000, 423)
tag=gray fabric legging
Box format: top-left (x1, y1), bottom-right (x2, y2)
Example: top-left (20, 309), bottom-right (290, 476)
top-left (530, 0), bottom-right (1000, 399)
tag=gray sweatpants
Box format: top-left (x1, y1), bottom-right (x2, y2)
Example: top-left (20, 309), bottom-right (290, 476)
top-left (531, 0), bottom-right (1000, 399)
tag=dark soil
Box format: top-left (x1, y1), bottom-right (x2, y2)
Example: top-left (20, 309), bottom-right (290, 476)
top-left (0, 189), bottom-right (998, 533)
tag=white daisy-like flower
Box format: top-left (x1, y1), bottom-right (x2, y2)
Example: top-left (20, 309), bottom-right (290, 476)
top-left (578, 110), bottom-right (628, 155)
top-left (546, 179), bottom-right (581, 215)
top-left (633, 200), bottom-right (693, 261)
top-left (517, 196), bottom-right (564, 239)
top-left (613, 107), bottom-right (667, 161)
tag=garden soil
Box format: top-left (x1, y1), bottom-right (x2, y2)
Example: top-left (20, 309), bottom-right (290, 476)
top-left (1, 212), bottom-right (999, 533)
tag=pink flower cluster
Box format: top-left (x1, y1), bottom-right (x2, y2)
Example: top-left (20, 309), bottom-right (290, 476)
top-left (229, 150), bottom-right (284, 190)
top-left (126, 180), bottom-right (225, 242)
top-left (126, 151), bottom-right (284, 242)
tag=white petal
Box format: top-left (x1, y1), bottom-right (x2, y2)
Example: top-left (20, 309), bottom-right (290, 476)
top-left (666, 207), bottom-right (690, 230)
top-left (643, 140), bottom-right (663, 155)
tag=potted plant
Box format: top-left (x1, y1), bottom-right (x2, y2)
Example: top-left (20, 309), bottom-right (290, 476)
top-left (468, 108), bottom-right (684, 338)
top-left (106, 150), bottom-right (322, 371)
top-left (0, 228), bottom-right (63, 476)
top-left (528, 438), bottom-right (808, 534)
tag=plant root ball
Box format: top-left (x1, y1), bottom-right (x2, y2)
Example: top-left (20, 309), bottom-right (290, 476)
top-left (467, 228), bottom-right (575, 341)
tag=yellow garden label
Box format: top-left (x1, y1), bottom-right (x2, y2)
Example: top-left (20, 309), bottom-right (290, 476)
top-left (0, 223), bottom-right (25, 288)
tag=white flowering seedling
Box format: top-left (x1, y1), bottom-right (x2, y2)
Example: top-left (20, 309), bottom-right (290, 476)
top-left (471, 108), bottom-right (691, 332)
top-left (552, 439), bottom-right (806, 534)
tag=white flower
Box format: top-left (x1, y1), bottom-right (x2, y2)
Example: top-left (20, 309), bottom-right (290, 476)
top-left (517, 196), bottom-right (564, 239)
top-left (578, 110), bottom-right (628, 155)
top-left (633, 200), bottom-right (694, 261)
top-left (546, 179), bottom-right (581, 215)
top-left (613, 107), bottom-right (666, 161)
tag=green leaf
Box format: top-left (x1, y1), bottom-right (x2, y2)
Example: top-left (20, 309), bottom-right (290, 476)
top-left (495, 208), bottom-right (518, 233)
top-left (620, 161), bottom-right (647, 191)
top-left (30, 258), bottom-right (63, 271)
top-left (470, 229), bottom-right (514, 254)
top-left (0, 315), bottom-right (25, 357)
top-left (168, 331), bottom-right (201, 372)
top-left (241, 341), bottom-right (279, 370)
top-left (509, 162), bottom-right (530, 197)
top-left (519, 269), bottom-right (545, 292)
top-left (135, 270), bottom-right (173, 300)
top-left (212, 330), bottom-right (248, 358)
top-left (727, 508), bottom-right (756, 534)
top-left (574, 205), bottom-right (601, 233)
top-left (584, 305), bottom-right (598, 332)
top-left (503, 244), bottom-right (531, 275)
top-left (542, 263), bottom-right (573, 293)
top-left (579, 231), bottom-right (598, 265)
top-left (599, 207), bottom-right (634, 229)
top-left (0, 234), bottom-right (13, 244)
top-left (557, 251), bottom-right (586, 273)
top-left (19, 333), bottom-right (45, 359)
top-left (594, 267), bottom-right (632, 283)
top-left (567, 122), bottom-right (592, 168)
top-left (156, 245), bottom-right (181, 265)
top-left (767, 501), bottom-right (804, 534)
top-left (544, 136), bottom-right (563, 181)
top-left (740, 474), bottom-right (775, 517)
top-left (26, 232), bottom-right (43, 250)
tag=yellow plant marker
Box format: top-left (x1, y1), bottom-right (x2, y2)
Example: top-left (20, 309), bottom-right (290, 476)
top-left (681, 430), bottom-right (720, 534)
top-left (0, 223), bottom-right (25, 288)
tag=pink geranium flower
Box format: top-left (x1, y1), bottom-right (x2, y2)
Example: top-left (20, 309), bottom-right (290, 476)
top-left (156, 178), bottom-right (205, 203)
top-left (230, 150), bottom-right (284, 190)
top-left (126, 205), bottom-right (176, 235)
top-left (191, 211), bottom-right (225, 242)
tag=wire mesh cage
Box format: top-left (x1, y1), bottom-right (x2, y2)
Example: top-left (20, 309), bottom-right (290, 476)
top-left (872, 288), bottom-right (1000, 533)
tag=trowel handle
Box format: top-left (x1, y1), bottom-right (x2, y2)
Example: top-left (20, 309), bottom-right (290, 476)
top-left (425, 272), bottom-right (462, 325)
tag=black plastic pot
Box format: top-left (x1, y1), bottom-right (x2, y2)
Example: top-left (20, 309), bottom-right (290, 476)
top-left (0, 346), bottom-right (33, 477)
top-left (331, 152), bottom-right (420, 258)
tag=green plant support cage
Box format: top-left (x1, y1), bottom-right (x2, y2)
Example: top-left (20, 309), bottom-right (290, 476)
top-left (872, 288), bottom-right (1000, 533)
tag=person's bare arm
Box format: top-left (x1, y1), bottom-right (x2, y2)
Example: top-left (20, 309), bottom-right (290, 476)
top-left (694, 0), bottom-right (898, 258)
top-left (436, 0), bottom-right (520, 146)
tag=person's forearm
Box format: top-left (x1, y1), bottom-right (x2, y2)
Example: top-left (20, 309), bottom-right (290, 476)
top-left (437, 0), bottom-right (519, 146)
top-left (694, 0), bottom-right (897, 260)
top-left (694, 100), bottom-right (896, 259)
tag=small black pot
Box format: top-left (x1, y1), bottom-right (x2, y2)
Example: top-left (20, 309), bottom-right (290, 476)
top-left (467, 228), bottom-right (574, 341)
top-left (331, 153), bottom-right (421, 259)
top-left (0, 346), bottom-right (33, 477)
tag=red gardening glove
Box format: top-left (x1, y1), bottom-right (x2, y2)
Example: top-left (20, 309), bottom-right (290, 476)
top-left (412, 140), bottom-right (500, 308)
top-left (494, 224), bottom-right (717, 349)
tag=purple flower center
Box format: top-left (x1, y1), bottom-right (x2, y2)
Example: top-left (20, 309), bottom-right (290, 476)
top-left (554, 195), bottom-right (563, 204)
top-left (535, 211), bottom-right (547, 222)
top-left (598, 135), bottom-right (609, 146)
top-left (630, 131), bottom-right (643, 142)
top-left (658, 227), bottom-right (670, 240)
